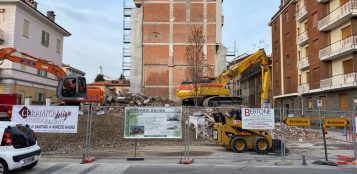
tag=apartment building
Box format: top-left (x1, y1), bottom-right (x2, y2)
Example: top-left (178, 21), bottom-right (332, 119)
top-left (0, 0), bottom-right (71, 104)
top-left (130, 0), bottom-right (226, 101)
top-left (270, 0), bottom-right (357, 112)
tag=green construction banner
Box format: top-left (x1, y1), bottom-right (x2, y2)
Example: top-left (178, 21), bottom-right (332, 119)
top-left (124, 107), bottom-right (182, 139)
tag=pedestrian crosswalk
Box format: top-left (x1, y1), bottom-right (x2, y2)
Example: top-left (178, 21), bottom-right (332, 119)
top-left (12, 162), bottom-right (130, 174)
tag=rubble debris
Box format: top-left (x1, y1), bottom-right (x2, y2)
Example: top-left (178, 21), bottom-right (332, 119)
top-left (272, 123), bottom-right (322, 143)
top-left (104, 89), bottom-right (178, 107)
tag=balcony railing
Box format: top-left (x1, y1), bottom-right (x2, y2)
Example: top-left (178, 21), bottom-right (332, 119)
top-left (320, 72), bottom-right (357, 90)
top-left (296, 6), bottom-right (308, 22)
top-left (296, 31), bottom-right (308, 46)
top-left (319, 35), bottom-right (357, 61)
top-left (318, 1), bottom-right (357, 31)
top-left (297, 57), bottom-right (309, 70)
top-left (318, 0), bottom-right (330, 3)
top-left (298, 83), bottom-right (310, 94)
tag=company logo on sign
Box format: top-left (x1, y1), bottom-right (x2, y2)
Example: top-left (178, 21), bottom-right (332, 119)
top-left (244, 108), bottom-right (272, 117)
top-left (19, 106), bottom-right (31, 119)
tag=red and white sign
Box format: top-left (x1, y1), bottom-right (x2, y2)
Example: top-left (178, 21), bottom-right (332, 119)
top-left (11, 105), bottom-right (79, 133)
top-left (241, 108), bottom-right (275, 130)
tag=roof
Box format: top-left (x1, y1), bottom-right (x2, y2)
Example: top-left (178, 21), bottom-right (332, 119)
top-left (88, 80), bottom-right (130, 87)
top-left (1, 0), bottom-right (71, 36)
top-left (62, 63), bottom-right (86, 75)
top-left (268, 0), bottom-right (295, 26)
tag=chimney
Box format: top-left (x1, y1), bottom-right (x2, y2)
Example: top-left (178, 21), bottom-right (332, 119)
top-left (23, 0), bottom-right (38, 9)
top-left (47, 11), bottom-right (56, 22)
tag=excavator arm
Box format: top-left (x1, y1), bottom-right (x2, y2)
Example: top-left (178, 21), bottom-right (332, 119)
top-left (0, 47), bottom-right (103, 104)
top-left (214, 49), bottom-right (268, 85)
top-left (0, 47), bottom-right (66, 79)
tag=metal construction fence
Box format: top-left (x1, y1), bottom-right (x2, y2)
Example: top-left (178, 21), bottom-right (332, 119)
top-left (1, 104), bottom-right (356, 163)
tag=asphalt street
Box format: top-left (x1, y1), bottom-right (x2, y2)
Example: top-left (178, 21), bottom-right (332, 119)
top-left (10, 158), bottom-right (357, 174)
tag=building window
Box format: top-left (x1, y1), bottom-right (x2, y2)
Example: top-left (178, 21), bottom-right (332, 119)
top-left (307, 97), bottom-right (313, 110)
top-left (341, 25), bottom-right (352, 40)
top-left (340, 0), bottom-right (349, 5)
top-left (298, 51), bottom-right (301, 60)
top-left (41, 30), bottom-right (50, 47)
top-left (305, 46), bottom-right (309, 57)
top-left (36, 93), bottom-right (45, 104)
top-left (56, 39), bottom-right (61, 53)
top-left (299, 74), bottom-right (302, 85)
top-left (287, 76), bottom-right (291, 90)
top-left (343, 59), bottom-right (353, 74)
top-left (274, 61), bottom-right (279, 73)
top-left (285, 32), bottom-right (290, 40)
top-left (274, 21), bottom-right (278, 32)
top-left (306, 71), bottom-right (310, 83)
top-left (285, 11), bottom-right (289, 23)
top-left (286, 54), bottom-right (290, 65)
top-left (319, 96), bottom-right (326, 111)
top-left (312, 12), bottom-right (318, 28)
top-left (37, 69), bottom-right (48, 77)
top-left (23, 20), bottom-right (30, 38)
top-left (339, 93), bottom-right (348, 111)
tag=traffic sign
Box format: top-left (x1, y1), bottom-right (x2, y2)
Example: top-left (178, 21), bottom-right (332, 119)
top-left (324, 118), bottom-right (349, 127)
top-left (317, 100), bottom-right (322, 108)
top-left (283, 117), bottom-right (311, 126)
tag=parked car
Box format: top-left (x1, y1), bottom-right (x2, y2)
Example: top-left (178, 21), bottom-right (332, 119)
top-left (0, 122), bottom-right (41, 174)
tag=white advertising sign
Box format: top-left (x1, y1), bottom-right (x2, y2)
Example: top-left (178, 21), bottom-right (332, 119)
top-left (11, 105), bottom-right (79, 133)
top-left (241, 108), bottom-right (275, 129)
top-left (124, 107), bottom-right (182, 139)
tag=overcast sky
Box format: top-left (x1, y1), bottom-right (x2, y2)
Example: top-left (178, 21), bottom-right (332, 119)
top-left (36, 0), bottom-right (280, 82)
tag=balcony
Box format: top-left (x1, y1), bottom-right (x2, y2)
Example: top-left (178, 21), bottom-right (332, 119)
top-left (318, 1), bottom-right (357, 31)
top-left (320, 73), bottom-right (357, 90)
top-left (319, 35), bottom-right (357, 61)
top-left (296, 31), bottom-right (308, 46)
top-left (0, 29), bottom-right (4, 44)
top-left (298, 83), bottom-right (310, 94)
top-left (297, 57), bottom-right (309, 70)
top-left (296, 6), bottom-right (308, 22)
top-left (318, 0), bottom-right (330, 3)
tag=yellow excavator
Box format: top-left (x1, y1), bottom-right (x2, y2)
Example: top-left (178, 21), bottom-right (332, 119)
top-left (176, 49), bottom-right (270, 107)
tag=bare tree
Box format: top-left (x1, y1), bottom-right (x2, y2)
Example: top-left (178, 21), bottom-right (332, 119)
top-left (185, 26), bottom-right (206, 106)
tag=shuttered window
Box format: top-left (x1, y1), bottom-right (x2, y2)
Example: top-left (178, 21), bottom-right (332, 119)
top-left (343, 59), bottom-right (353, 74)
top-left (23, 20), bottom-right (29, 38)
top-left (341, 25), bottom-right (352, 39)
top-left (339, 94), bottom-right (348, 112)
top-left (340, 0), bottom-right (349, 5)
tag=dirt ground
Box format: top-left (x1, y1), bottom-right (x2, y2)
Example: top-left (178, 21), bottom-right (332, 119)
top-left (36, 109), bottom-right (213, 155)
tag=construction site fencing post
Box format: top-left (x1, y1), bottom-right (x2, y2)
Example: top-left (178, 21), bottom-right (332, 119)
top-left (353, 112), bottom-right (357, 160)
top-left (82, 104), bottom-right (93, 163)
top-left (183, 106), bottom-right (190, 162)
top-left (280, 107), bottom-right (286, 163)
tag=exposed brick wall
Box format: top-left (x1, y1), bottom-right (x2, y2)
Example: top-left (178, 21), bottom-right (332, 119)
top-left (306, 0), bottom-right (329, 89)
top-left (281, 4), bottom-right (297, 94)
top-left (141, 1), bottom-right (219, 100)
top-left (271, 16), bottom-right (281, 96)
